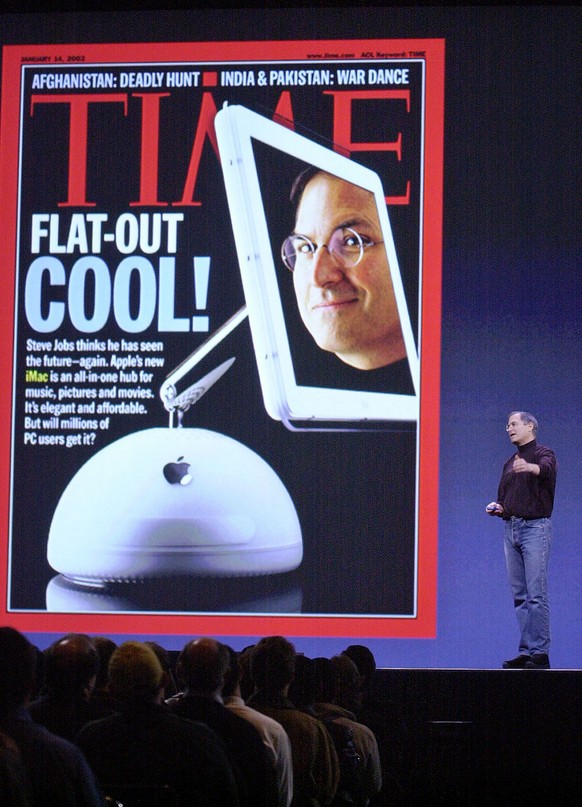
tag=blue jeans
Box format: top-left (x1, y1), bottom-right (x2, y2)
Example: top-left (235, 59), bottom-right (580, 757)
top-left (503, 517), bottom-right (552, 656)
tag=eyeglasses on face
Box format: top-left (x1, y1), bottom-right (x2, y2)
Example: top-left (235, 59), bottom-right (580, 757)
top-left (281, 226), bottom-right (383, 272)
top-left (506, 420), bottom-right (524, 430)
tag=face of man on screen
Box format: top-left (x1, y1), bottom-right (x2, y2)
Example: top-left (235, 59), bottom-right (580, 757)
top-left (287, 172), bottom-right (406, 371)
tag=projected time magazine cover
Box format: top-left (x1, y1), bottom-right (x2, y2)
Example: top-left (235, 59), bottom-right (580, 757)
top-left (0, 39), bottom-right (443, 638)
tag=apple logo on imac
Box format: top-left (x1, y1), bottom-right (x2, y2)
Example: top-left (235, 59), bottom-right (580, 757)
top-left (163, 456), bottom-right (192, 486)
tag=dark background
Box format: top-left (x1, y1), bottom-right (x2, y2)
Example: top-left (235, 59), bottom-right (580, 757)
top-left (1, 3), bottom-right (580, 668)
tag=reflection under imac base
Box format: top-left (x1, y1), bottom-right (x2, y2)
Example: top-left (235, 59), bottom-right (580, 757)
top-left (46, 573), bottom-right (303, 614)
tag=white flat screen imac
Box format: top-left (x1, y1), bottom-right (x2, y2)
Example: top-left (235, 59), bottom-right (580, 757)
top-left (215, 104), bottom-right (419, 429)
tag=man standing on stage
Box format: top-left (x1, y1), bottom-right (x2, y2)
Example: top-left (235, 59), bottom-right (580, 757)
top-left (486, 411), bottom-right (557, 670)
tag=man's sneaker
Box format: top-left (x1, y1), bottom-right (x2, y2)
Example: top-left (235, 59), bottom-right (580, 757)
top-left (502, 654), bottom-right (530, 669)
top-left (525, 654), bottom-right (550, 669)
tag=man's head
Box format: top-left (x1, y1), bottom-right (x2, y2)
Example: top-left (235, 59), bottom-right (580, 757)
top-left (329, 654), bottom-right (363, 711)
top-left (177, 637), bottom-right (230, 697)
top-left (249, 636), bottom-right (296, 694)
top-left (341, 644), bottom-right (376, 690)
top-left (0, 627), bottom-right (37, 714)
top-left (93, 636), bottom-right (117, 690)
top-left (43, 633), bottom-right (99, 698)
top-left (506, 411), bottom-right (538, 447)
top-left (221, 645), bottom-right (241, 698)
top-left (144, 640), bottom-right (177, 697)
top-left (108, 641), bottom-right (163, 703)
top-left (284, 170), bottom-right (405, 370)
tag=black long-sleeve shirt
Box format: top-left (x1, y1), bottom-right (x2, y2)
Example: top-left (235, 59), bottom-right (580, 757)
top-left (497, 439), bottom-right (557, 520)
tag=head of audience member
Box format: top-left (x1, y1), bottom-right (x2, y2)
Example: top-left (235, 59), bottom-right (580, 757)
top-left (27, 644), bottom-right (45, 703)
top-left (107, 641), bottom-right (164, 704)
top-left (92, 636), bottom-right (117, 692)
top-left (221, 646), bottom-right (242, 699)
top-left (329, 654), bottom-right (363, 712)
top-left (176, 638), bottom-right (230, 700)
top-left (0, 627), bottom-right (38, 717)
top-left (145, 641), bottom-right (177, 698)
top-left (288, 654), bottom-right (317, 711)
top-left (283, 168), bottom-right (406, 371)
top-left (250, 636), bottom-right (296, 697)
top-left (341, 644), bottom-right (376, 694)
top-left (236, 645), bottom-right (256, 702)
top-left (43, 633), bottom-right (100, 701)
top-left (312, 656), bottom-right (335, 704)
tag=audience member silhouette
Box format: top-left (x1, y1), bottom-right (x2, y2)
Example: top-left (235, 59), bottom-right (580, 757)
top-left (247, 636), bottom-right (340, 807)
top-left (237, 645), bottom-right (257, 702)
top-left (341, 646), bottom-right (375, 696)
top-left (341, 645), bottom-right (409, 804)
top-left (287, 654), bottom-right (319, 714)
top-left (77, 640), bottom-right (239, 807)
top-left (313, 655), bottom-right (382, 806)
top-left (27, 646), bottom-right (44, 705)
top-left (90, 637), bottom-right (119, 714)
top-left (0, 729), bottom-right (32, 807)
top-left (93, 637), bottom-right (116, 688)
top-left (0, 626), bottom-right (103, 807)
top-left (166, 637), bottom-right (278, 807)
top-left (145, 640), bottom-right (178, 699)
top-left (29, 633), bottom-right (113, 742)
top-left (222, 645), bottom-right (293, 807)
